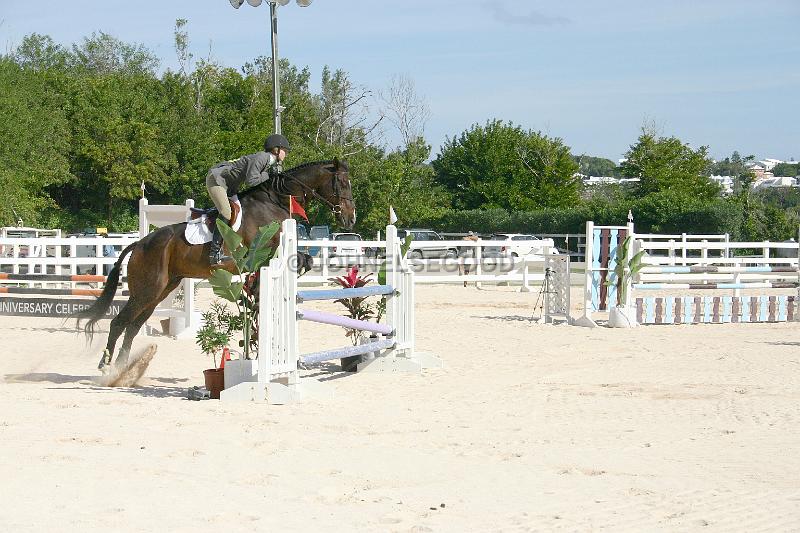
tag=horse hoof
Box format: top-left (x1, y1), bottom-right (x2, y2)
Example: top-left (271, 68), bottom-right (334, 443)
top-left (98, 364), bottom-right (110, 375)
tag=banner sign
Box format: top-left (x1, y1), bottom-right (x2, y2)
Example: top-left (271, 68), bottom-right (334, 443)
top-left (0, 297), bottom-right (127, 318)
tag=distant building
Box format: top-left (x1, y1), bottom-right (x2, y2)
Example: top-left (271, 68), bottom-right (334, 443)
top-left (709, 175), bottom-right (734, 194)
top-left (758, 159), bottom-right (784, 172)
top-left (580, 175), bottom-right (639, 186)
top-left (752, 175), bottom-right (798, 191)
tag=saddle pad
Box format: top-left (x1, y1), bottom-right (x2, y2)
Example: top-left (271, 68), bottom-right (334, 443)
top-left (185, 196), bottom-right (242, 245)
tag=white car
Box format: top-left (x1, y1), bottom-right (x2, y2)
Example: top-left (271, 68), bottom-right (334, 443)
top-left (330, 233), bottom-right (364, 256)
top-left (488, 233), bottom-right (558, 258)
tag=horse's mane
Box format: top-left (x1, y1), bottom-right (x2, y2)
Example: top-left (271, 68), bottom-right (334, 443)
top-left (238, 160), bottom-right (343, 200)
top-left (284, 160), bottom-right (340, 173)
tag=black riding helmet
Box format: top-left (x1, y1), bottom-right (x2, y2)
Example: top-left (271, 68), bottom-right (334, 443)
top-left (264, 133), bottom-right (291, 153)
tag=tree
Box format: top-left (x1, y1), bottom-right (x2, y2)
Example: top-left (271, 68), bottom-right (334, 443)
top-left (350, 138), bottom-right (449, 233)
top-left (70, 32), bottom-right (159, 75)
top-left (573, 154), bottom-right (618, 177)
top-left (314, 66), bottom-right (382, 155)
top-left (379, 74), bottom-right (430, 150)
top-left (621, 128), bottom-right (720, 201)
top-left (13, 33), bottom-right (70, 71)
top-left (772, 162), bottom-right (799, 177)
top-left (0, 58), bottom-right (73, 227)
top-left (433, 120), bottom-right (580, 211)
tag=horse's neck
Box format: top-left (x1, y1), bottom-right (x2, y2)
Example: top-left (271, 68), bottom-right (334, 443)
top-left (238, 173), bottom-right (316, 221)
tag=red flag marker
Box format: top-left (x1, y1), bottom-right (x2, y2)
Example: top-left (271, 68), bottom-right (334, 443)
top-left (289, 195), bottom-right (309, 222)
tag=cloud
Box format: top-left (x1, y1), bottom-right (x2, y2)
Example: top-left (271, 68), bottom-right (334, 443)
top-left (484, 2), bottom-right (570, 26)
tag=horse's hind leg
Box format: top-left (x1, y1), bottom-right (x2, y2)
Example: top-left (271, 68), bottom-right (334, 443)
top-left (98, 299), bottom-right (147, 372)
top-left (114, 279), bottom-right (181, 369)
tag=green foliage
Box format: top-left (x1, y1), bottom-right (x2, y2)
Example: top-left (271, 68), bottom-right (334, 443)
top-left (204, 220), bottom-right (280, 358)
top-left (2, 30), bottom-right (796, 247)
top-left (573, 154), bottom-right (619, 177)
top-left (196, 301), bottom-right (242, 366)
top-left (709, 151), bottom-right (757, 194)
top-left (351, 138), bottom-right (450, 235)
top-left (621, 129), bottom-right (720, 201)
top-left (433, 120), bottom-right (580, 211)
top-left (0, 57), bottom-right (72, 227)
top-left (772, 162), bottom-right (799, 177)
top-left (604, 236), bottom-right (648, 307)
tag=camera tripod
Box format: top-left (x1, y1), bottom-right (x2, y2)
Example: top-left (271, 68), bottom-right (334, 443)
top-left (530, 267), bottom-right (555, 322)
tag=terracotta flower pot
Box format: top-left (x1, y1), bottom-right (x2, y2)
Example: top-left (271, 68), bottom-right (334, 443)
top-left (203, 368), bottom-right (225, 399)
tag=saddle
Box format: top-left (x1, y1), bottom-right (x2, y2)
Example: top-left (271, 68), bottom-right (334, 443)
top-left (190, 200), bottom-right (241, 230)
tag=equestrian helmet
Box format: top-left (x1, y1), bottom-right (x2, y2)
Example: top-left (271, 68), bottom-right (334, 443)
top-left (264, 134), bottom-right (291, 153)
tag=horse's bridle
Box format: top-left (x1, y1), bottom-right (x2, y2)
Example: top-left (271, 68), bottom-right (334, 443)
top-left (283, 168), bottom-right (352, 216)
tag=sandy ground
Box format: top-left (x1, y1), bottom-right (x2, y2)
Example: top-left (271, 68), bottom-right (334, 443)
top-left (1, 284), bottom-right (799, 532)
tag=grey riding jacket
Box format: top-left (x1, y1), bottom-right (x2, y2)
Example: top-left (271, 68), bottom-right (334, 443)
top-left (208, 151), bottom-right (279, 195)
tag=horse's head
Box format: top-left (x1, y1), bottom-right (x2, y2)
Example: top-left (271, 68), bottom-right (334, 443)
top-left (283, 159), bottom-right (356, 230)
top-left (318, 159), bottom-right (356, 229)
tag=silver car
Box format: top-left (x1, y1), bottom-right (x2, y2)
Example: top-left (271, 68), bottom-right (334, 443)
top-left (397, 229), bottom-right (458, 259)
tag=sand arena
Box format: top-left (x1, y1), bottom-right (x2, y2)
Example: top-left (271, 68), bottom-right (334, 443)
top-left (1, 285), bottom-right (799, 531)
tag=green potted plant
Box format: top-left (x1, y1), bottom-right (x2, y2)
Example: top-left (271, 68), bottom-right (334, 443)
top-left (196, 301), bottom-right (241, 398)
top-left (604, 235), bottom-right (647, 328)
top-left (196, 219), bottom-right (280, 394)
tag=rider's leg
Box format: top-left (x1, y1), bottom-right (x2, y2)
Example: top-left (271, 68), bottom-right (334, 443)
top-left (206, 173), bottom-right (233, 264)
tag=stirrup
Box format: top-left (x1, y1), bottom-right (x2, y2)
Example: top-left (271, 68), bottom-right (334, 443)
top-left (209, 249), bottom-right (232, 265)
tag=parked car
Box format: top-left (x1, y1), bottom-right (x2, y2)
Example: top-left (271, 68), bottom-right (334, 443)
top-left (397, 229), bottom-right (458, 259)
top-left (330, 232), bottom-right (364, 256)
top-left (297, 224), bottom-right (330, 257)
top-left (484, 233), bottom-right (558, 258)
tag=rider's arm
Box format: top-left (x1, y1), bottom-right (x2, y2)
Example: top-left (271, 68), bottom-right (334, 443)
top-left (243, 152), bottom-right (277, 188)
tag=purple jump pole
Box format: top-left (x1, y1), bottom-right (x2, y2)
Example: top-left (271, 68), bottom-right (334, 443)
top-left (297, 308), bottom-right (394, 336)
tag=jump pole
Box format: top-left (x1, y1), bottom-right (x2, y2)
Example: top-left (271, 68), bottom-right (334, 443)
top-left (220, 218), bottom-right (441, 404)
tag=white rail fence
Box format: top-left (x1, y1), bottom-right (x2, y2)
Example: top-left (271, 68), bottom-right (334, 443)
top-left (297, 237), bottom-right (558, 290)
top-left (0, 198), bottom-right (200, 336)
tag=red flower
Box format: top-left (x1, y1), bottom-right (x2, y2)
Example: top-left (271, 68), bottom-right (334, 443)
top-left (329, 266), bottom-right (372, 289)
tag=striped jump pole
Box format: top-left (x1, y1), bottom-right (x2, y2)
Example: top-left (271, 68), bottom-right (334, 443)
top-left (640, 266), bottom-right (797, 274)
top-left (0, 287), bottom-right (130, 296)
top-left (0, 273), bottom-right (110, 282)
top-left (633, 282), bottom-right (798, 290)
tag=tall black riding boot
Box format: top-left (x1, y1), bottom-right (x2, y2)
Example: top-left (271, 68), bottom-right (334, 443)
top-left (209, 225), bottom-right (225, 265)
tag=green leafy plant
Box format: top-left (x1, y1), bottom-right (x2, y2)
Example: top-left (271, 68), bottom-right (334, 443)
top-left (203, 219), bottom-right (280, 359)
top-left (604, 236), bottom-right (648, 307)
top-left (196, 301), bottom-right (242, 367)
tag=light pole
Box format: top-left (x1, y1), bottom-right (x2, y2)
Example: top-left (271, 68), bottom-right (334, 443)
top-left (229, 0), bottom-right (313, 135)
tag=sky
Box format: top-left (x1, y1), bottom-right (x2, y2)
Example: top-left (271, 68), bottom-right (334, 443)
top-left (2, 0), bottom-right (798, 162)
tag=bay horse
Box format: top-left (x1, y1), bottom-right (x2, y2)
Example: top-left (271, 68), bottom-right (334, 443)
top-left (77, 159), bottom-right (356, 373)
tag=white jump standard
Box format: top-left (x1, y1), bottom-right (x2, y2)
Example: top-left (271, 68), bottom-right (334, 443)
top-left (221, 219), bottom-right (441, 403)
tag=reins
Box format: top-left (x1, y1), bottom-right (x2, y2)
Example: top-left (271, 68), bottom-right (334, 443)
top-left (276, 166), bottom-right (351, 216)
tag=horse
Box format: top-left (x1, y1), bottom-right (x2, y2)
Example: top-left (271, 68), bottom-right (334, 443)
top-left (76, 159), bottom-right (356, 373)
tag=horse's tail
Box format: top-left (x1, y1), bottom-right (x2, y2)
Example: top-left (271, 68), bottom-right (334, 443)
top-left (75, 241), bottom-right (138, 342)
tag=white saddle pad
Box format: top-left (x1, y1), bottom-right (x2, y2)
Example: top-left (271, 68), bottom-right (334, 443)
top-left (185, 196), bottom-right (243, 245)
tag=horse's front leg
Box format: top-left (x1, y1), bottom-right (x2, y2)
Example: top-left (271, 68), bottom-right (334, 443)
top-left (297, 251), bottom-right (314, 275)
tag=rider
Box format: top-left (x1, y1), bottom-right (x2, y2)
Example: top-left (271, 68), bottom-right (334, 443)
top-left (205, 133), bottom-right (291, 264)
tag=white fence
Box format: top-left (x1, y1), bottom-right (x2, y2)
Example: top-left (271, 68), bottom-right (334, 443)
top-left (578, 221), bottom-right (800, 326)
top-left (0, 199), bottom-right (200, 336)
top-left (297, 237), bottom-right (557, 290)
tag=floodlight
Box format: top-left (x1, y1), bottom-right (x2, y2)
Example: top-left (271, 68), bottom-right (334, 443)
top-left (246, 0), bottom-right (263, 6)
top-left (229, 0), bottom-right (244, 8)
top-left (296, 0), bottom-right (313, 6)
